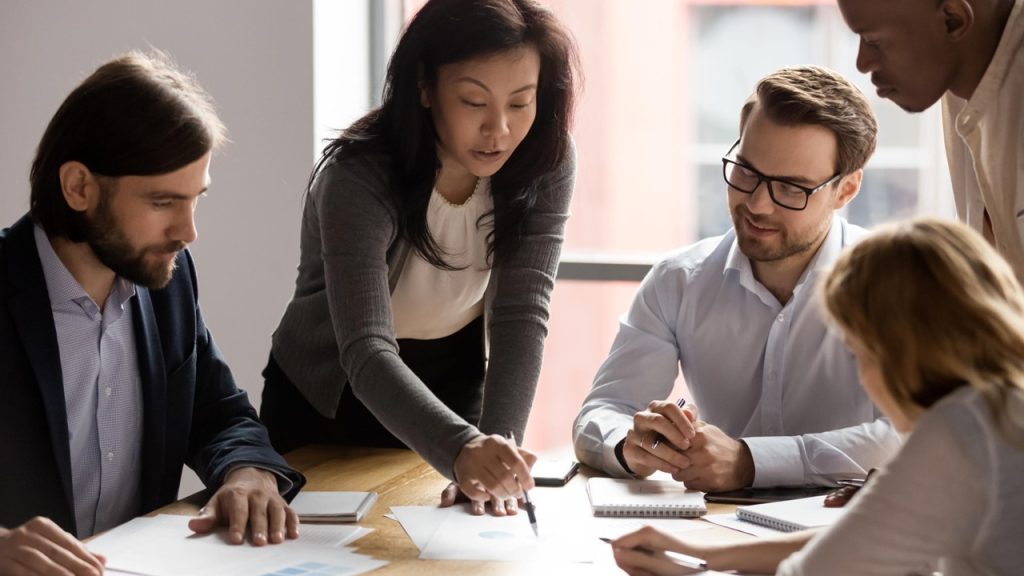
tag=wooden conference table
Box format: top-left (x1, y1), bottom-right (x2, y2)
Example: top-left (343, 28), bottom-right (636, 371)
top-left (158, 445), bottom-right (754, 575)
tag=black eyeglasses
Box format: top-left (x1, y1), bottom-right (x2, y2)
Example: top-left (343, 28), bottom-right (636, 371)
top-left (722, 139), bottom-right (842, 211)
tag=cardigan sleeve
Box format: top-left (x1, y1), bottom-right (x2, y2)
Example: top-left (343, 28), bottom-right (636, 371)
top-left (313, 156), bottom-right (479, 478)
top-left (476, 138), bottom-right (577, 443)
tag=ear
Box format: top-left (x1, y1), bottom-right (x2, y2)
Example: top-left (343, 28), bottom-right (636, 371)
top-left (940, 0), bottom-right (974, 41)
top-left (833, 169), bottom-right (863, 210)
top-left (419, 82), bottom-right (431, 108)
top-left (58, 161), bottom-right (101, 213)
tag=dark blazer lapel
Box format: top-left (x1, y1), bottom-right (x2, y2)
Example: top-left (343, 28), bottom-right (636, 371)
top-left (133, 286), bottom-right (168, 511)
top-left (5, 217), bottom-right (75, 515)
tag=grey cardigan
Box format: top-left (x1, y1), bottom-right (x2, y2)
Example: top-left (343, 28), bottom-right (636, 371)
top-left (270, 141), bottom-right (576, 478)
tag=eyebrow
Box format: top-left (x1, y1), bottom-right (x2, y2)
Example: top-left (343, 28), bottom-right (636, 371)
top-left (143, 186), bottom-right (209, 200)
top-left (455, 77), bottom-right (537, 95)
top-left (735, 154), bottom-right (819, 186)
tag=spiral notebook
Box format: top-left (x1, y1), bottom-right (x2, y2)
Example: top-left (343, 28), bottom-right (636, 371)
top-left (586, 478), bottom-right (707, 517)
top-left (735, 495), bottom-right (846, 532)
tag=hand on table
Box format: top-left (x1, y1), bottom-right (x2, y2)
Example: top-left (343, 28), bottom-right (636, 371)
top-left (443, 434), bottom-right (536, 515)
top-left (187, 466), bottom-right (299, 546)
top-left (0, 516), bottom-right (106, 576)
top-left (622, 400), bottom-right (698, 477)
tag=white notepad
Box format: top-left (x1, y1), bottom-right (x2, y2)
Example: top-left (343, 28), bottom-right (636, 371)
top-left (735, 495), bottom-right (846, 532)
top-left (586, 478), bottom-right (706, 517)
top-left (290, 491), bottom-right (379, 523)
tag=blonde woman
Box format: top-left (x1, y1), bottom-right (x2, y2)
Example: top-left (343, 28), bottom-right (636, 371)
top-left (611, 218), bottom-right (1024, 575)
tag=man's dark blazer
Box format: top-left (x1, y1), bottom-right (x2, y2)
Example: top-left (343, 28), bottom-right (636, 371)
top-left (0, 215), bottom-right (304, 535)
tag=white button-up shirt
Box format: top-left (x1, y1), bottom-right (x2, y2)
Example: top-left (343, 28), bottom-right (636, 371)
top-left (942, 0), bottom-right (1024, 281)
top-left (573, 216), bottom-right (901, 487)
top-left (34, 225), bottom-right (143, 537)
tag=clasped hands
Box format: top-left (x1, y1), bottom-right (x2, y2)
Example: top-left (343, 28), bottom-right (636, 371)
top-left (622, 400), bottom-right (755, 492)
top-left (441, 433), bottom-right (536, 516)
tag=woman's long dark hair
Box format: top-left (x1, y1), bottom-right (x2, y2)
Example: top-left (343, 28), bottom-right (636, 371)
top-left (311, 0), bottom-right (580, 269)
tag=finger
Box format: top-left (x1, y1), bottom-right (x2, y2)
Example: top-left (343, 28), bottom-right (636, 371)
top-left (651, 400), bottom-right (698, 440)
top-left (518, 447), bottom-right (538, 469)
top-left (187, 500), bottom-right (220, 535)
top-left (457, 479), bottom-right (490, 503)
top-left (248, 494), bottom-right (270, 546)
top-left (613, 525), bottom-right (687, 553)
top-left (439, 482), bottom-right (460, 507)
top-left (684, 403), bottom-right (699, 421)
top-left (470, 497), bottom-right (486, 515)
top-left (640, 409), bottom-right (693, 449)
top-left (624, 441), bottom-right (686, 475)
top-left (613, 547), bottom-right (679, 576)
top-left (506, 497), bottom-right (519, 515)
top-left (285, 505), bottom-right (301, 539)
top-left (10, 540), bottom-right (95, 576)
top-left (28, 518), bottom-right (104, 574)
top-left (225, 493), bottom-right (250, 545)
top-left (267, 499), bottom-right (287, 544)
top-left (490, 495), bottom-right (507, 517)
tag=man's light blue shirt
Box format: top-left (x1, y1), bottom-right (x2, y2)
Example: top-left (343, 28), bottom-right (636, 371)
top-left (573, 216), bottom-right (902, 487)
top-left (34, 225), bottom-right (143, 537)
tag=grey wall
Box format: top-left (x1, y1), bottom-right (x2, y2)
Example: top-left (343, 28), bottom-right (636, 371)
top-left (0, 0), bottom-right (318, 495)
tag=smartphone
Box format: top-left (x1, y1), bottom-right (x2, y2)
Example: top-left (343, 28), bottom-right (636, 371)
top-left (703, 485), bottom-right (833, 505)
top-left (531, 458), bottom-right (580, 486)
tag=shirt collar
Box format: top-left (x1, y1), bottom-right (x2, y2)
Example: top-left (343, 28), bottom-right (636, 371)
top-left (724, 214), bottom-right (845, 296)
top-left (954, 0), bottom-right (1024, 132)
top-left (33, 224), bottom-right (137, 311)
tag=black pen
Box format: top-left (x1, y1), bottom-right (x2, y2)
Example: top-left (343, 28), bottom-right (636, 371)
top-left (506, 431), bottom-right (539, 537)
top-left (598, 536), bottom-right (708, 570)
top-left (651, 397), bottom-right (687, 449)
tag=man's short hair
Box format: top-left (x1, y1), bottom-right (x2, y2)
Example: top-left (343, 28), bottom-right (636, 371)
top-left (30, 51), bottom-right (227, 240)
top-left (739, 65), bottom-right (878, 176)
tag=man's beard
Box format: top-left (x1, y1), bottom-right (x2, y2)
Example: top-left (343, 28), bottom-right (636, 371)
top-left (732, 206), bottom-right (822, 263)
top-left (80, 193), bottom-right (185, 289)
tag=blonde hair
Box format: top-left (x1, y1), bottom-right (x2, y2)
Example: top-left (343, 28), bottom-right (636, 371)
top-left (821, 218), bottom-right (1024, 444)
top-left (739, 65), bottom-right (877, 176)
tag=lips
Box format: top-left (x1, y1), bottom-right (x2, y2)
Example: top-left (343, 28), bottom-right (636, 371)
top-left (472, 149), bottom-right (505, 164)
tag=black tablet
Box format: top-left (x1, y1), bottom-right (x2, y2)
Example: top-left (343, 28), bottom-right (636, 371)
top-left (704, 485), bottom-right (833, 504)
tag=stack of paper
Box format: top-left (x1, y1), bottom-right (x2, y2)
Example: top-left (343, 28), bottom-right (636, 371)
top-left (88, 514), bottom-right (385, 576)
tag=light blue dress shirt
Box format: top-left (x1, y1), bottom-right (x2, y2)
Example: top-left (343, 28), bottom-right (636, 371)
top-left (34, 225), bottom-right (143, 537)
top-left (573, 216), bottom-right (902, 487)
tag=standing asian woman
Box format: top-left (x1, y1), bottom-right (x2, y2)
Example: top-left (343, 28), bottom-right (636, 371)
top-left (261, 0), bottom-right (580, 516)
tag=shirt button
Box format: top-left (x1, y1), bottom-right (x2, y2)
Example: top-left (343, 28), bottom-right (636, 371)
top-left (105, 387), bottom-right (112, 397)
top-left (777, 314), bottom-right (785, 322)
top-left (106, 452), bottom-right (115, 461)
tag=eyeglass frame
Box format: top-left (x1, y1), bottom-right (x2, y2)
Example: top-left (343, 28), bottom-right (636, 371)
top-left (721, 139), bottom-right (843, 211)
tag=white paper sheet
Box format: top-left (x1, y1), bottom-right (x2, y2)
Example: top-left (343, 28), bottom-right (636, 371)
top-left (88, 514), bottom-right (385, 576)
top-left (701, 513), bottom-right (785, 538)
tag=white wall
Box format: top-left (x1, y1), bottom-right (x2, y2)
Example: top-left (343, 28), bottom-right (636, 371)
top-left (0, 0), bottom-right (371, 496)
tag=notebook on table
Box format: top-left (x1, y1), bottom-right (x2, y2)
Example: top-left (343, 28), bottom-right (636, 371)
top-left (289, 491), bottom-right (379, 523)
top-left (735, 495), bottom-right (846, 532)
top-left (586, 478), bottom-right (707, 518)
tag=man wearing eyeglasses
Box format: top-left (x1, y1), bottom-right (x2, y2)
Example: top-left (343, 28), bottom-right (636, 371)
top-left (573, 66), bottom-right (901, 492)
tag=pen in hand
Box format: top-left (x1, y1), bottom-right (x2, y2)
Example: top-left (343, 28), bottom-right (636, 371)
top-left (650, 397), bottom-right (687, 450)
top-left (599, 536), bottom-right (707, 570)
top-left (506, 431), bottom-right (539, 538)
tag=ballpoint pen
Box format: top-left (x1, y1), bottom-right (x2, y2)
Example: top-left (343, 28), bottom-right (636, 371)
top-left (650, 397), bottom-right (687, 450)
top-left (598, 537), bottom-right (708, 570)
top-left (507, 431), bottom-right (539, 537)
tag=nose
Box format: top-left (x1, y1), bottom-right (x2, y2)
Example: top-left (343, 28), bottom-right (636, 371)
top-left (744, 180), bottom-right (776, 215)
top-left (855, 39), bottom-right (876, 74)
top-left (173, 202), bottom-right (198, 245)
top-left (481, 107), bottom-right (510, 140)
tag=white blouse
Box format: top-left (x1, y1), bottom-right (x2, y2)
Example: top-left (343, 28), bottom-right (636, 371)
top-left (391, 177), bottom-right (494, 340)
